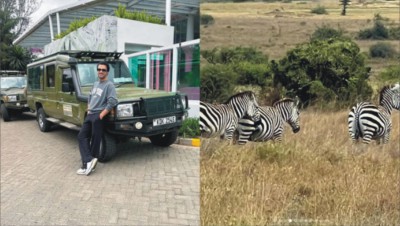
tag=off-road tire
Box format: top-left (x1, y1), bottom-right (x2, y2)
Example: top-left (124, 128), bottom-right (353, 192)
top-left (95, 133), bottom-right (117, 163)
top-left (0, 104), bottom-right (10, 122)
top-left (37, 108), bottom-right (52, 132)
top-left (149, 130), bottom-right (178, 147)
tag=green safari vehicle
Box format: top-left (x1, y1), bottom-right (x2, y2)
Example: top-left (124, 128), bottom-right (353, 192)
top-left (27, 51), bottom-right (189, 162)
top-left (0, 71), bottom-right (30, 122)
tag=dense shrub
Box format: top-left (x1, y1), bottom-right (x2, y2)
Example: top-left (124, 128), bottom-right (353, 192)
top-left (379, 65), bottom-right (400, 83)
top-left (389, 26), bottom-right (400, 40)
top-left (232, 61), bottom-right (273, 86)
top-left (201, 14), bottom-right (215, 25)
top-left (311, 6), bottom-right (328, 15)
top-left (201, 47), bottom-right (272, 102)
top-left (272, 38), bottom-right (373, 106)
top-left (201, 64), bottom-right (239, 103)
top-left (311, 25), bottom-right (345, 41)
top-left (358, 21), bottom-right (389, 40)
top-left (369, 42), bottom-right (396, 58)
top-left (179, 118), bottom-right (200, 138)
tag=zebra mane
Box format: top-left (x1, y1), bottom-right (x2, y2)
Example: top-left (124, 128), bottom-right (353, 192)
top-left (224, 91), bottom-right (255, 104)
top-left (272, 98), bottom-right (294, 106)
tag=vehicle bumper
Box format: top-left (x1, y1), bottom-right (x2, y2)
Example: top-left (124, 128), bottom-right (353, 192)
top-left (105, 115), bottom-right (184, 137)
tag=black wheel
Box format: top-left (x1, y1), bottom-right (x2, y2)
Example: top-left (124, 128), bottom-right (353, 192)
top-left (0, 104), bottom-right (10, 122)
top-left (149, 130), bottom-right (178, 147)
top-left (95, 133), bottom-right (117, 163)
top-left (37, 108), bottom-right (52, 132)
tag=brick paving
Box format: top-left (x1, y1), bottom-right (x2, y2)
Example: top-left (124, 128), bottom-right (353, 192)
top-left (0, 113), bottom-right (200, 226)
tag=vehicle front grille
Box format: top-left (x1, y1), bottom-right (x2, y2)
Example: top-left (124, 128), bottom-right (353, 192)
top-left (143, 96), bottom-right (181, 116)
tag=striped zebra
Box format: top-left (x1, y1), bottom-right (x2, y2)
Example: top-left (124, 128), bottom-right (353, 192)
top-left (348, 84), bottom-right (400, 144)
top-left (235, 98), bottom-right (301, 145)
top-left (200, 91), bottom-right (260, 140)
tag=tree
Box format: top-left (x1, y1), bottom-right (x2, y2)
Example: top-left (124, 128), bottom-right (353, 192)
top-left (273, 38), bottom-right (373, 106)
top-left (0, 0), bottom-right (41, 70)
top-left (340, 0), bottom-right (351, 16)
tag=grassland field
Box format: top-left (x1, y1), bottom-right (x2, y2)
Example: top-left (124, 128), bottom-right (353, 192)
top-left (200, 1), bottom-right (400, 225)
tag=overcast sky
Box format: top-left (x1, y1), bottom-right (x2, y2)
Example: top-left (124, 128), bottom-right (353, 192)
top-left (30, 0), bottom-right (79, 24)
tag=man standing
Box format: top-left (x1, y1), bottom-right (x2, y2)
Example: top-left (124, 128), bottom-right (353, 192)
top-left (77, 62), bottom-right (118, 175)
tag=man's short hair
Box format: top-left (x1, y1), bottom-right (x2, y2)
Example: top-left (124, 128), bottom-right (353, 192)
top-left (97, 62), bottom-right (110, 72)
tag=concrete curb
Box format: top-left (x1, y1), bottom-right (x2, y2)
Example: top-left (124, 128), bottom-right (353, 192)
top-left (175, 137), bottom-right (201, 147)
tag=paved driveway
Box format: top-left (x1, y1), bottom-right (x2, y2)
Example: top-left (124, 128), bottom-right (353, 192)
top-left (1, 113), bottom-right (200, 226)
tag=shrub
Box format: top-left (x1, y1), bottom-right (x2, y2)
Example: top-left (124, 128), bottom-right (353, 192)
top-left (201, 14), bottom-right (215, 25)
top-left (201, 64), bottom-right (238, 103)
top-left (54, 16), bottom-right (97, 39)
top-left (379, 65), bottom-right (400, 83)
top-left (273, 38), bottom-right (373, 107)
top-left (179, 118), bottom-right (200, 138)
top-left (358, 15), bottom-right (390, 40)
top-left (369, 42), bottom-right (397, 58)
top-left (114, 4), bottom-right (162, 24)
top-left (389, 26), bottom-right (400, 40)
top-left (311, 25), bottom-right (345, 41)
top-left (311, 5), bottom-right (328, 15)
top-left (201, 46), bottom-right (268, 65)
top-left (233, 61), bottom-right (273, 86)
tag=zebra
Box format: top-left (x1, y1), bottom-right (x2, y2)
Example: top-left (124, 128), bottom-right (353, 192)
top-left (200, 91), bottom-right (260, 140)
top-left (235, 97), bottom-right (301, 145)
top-left (348, 83), bottom-right (400, 144)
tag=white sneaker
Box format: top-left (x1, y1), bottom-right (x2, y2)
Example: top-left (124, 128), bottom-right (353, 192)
top-left (76, 168), bottom-right (86, 175)
top-left (85, 158), bottom-right (98, 176)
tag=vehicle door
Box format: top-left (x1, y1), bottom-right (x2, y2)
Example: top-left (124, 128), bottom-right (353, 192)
top-left (58, 67), bottom-right (81, 125)
top-left (42, 64), bottom-right (59, 117)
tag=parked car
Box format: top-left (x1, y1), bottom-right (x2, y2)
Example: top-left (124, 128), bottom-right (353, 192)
top-left (27, 51), bottom-right (189, 162)
top-left (0, 71), bottom-right (30, 122)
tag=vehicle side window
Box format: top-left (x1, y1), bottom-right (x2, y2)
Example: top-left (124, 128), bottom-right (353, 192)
top-left (46, 65), bottom-right (55, 88)
top-left (62, 68), bottom-right (74, 92)
top-left (28, 66), bottom-right (43, 90)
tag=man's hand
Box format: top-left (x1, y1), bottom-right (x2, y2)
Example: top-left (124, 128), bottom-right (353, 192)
top-left (99, 109), bottom-right (109, 120)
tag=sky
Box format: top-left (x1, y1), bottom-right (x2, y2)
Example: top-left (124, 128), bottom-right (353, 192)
top-left (30, 0), bottom-right (79, 25)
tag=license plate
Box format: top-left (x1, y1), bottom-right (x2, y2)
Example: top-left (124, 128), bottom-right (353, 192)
top-left (153, 116), bottom-right (176, 126)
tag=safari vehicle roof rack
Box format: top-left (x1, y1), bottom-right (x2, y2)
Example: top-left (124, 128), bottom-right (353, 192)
top-left (57, 51), bottom-right (123, 60)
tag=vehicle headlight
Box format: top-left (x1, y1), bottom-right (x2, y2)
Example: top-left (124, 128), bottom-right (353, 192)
top-left (8, 95), bottom-right (17, 102)
top-left (117, 104), bottom-right (133, 118)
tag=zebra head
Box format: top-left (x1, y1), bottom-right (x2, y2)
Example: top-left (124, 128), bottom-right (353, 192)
top-left (380, 84), bottom-right (400, 111)
top-left (225, 91), bottom-right (261, 122)
top-left (273, 97), bottom-right (301, 133)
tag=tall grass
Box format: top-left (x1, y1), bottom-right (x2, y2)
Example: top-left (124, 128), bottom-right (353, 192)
top-left (201, 110), bottom-right (400, 225)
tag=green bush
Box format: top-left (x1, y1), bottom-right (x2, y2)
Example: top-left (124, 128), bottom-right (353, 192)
top-left (357, 16), bottom-right (390, 40)
top-left (232, 61), bottom-right (273, 86)
top-left (310, 25), bottom-right (345, 41)
top-left (114, 4), bottom-right (162, 24)
top-left (201, 64), bottom-right (238, 103)
top-left (54, 16), bottom-right (97, 39)
top-left (179, 118), bottom-right (200, 138)
top-left (201, 14), bottom-right (215, 25)
top-left (389, 26), bottom-right (400, 40)
top-left (311, 5), bottom-right (328, 15)
top-left (369, 42), bottom-right (397, 58)
top-left (272, 38), bottom-right (373, 107)
top-left (379, 65), bottom-right (400, 83)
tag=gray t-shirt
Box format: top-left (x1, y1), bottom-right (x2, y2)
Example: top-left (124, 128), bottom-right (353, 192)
top-left (88, 80), bottom-right (118, 114)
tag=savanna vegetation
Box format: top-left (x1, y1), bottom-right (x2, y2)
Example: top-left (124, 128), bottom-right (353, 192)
top-left (200, 0), bottom-right (400, 225)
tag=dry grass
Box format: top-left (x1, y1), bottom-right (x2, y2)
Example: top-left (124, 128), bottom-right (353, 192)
top-left (200, 0), bottom-right (400, 79)
top-left (201, 110), bottom-right (400, 225)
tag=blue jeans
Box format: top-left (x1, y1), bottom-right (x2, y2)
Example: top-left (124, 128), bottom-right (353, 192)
top-left (78, 113), bottom-right (104, 166)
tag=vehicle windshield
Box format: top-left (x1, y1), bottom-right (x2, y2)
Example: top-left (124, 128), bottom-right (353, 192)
top-left (76, 61), bottom-right (133, 88)
top-left (0, 77), bottom-right (26, 89)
